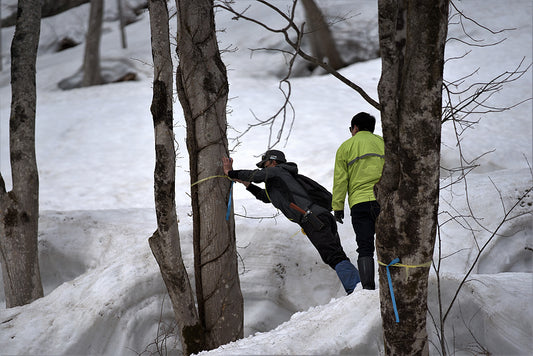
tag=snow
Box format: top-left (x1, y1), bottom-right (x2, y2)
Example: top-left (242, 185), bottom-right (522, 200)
top-left (0, 0), bottom-right (531, 355)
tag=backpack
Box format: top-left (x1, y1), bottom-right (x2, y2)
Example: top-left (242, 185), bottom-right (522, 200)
top-left (294, 173), bottom-right (333, 211)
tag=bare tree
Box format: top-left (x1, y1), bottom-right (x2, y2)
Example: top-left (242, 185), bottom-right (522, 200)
top-left (147, 0), bottom-right (205, 354)
top-left (82, 0), bottom-right (103, 86)
top-left (145, 0), bottom-right (243, 352)
top-left (0, 0), bottom-right (44, 308)
top-left (374, 1), bottom-right (449, 354)
top-left (300, 0), bottom-right (344, 70)
top-left (175, 0), bottom-right (244, 350)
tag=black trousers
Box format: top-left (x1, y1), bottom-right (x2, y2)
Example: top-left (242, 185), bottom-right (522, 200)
top-left (301, 212), bottom-right (349, 269)
top-left (351, 200), bottom-right (380, 258)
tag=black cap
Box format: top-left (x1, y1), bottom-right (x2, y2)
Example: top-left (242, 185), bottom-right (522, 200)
top-left (256, 150), bottom-right (286, 168)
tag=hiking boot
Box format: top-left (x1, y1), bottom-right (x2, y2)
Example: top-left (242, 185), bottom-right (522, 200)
top-left (357, 256), bottom-right (375, 290)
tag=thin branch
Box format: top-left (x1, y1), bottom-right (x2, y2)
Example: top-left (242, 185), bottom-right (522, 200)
top-left (442, 185), bottom-right (533, 323)
top-left (218, 0), bottom-right (380, 149)
top-left (434, 5), bottom-right (533, 354)
top-left (450, 0), bottom-right (515, 35)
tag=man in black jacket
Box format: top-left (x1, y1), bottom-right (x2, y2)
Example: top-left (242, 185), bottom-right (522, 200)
top-left (223, 150), bottom-right (360, 294)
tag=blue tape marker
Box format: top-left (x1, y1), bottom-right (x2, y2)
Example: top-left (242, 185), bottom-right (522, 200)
top-left (386, 258), bottom-right (401, 323)
top-left (226, 181), bottom-right (234, 220)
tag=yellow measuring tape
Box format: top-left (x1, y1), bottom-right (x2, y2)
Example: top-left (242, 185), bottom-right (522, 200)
top-left (288, 229), bottom-right (301, 238)
top-left (190, 175), bottom-right (232, 187)
top-left (377, 259), bottom-right (432, 280)
top-left (190, 173), bottom-right (289, 235)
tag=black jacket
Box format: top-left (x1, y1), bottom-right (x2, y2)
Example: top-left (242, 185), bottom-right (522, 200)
top-left (228, 162), bottom-right (329, 224)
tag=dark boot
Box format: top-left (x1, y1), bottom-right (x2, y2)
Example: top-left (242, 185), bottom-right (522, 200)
top-left (357, 256), bottom-right (375, 290)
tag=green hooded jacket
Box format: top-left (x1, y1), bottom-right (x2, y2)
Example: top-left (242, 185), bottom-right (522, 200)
top-left (332, 131), bottom-right (385, 211)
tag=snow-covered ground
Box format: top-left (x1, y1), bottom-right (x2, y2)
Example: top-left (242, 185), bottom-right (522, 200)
top-left (0, 0), bottom-right (531, 355)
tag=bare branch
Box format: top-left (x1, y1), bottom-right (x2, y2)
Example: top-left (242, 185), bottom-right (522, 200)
top-left (218, 0), bottom-right (379, 149)
top-left (234, 207), bottom-right (282, 221)
top-left (442, 184), bottom-right (533, 323)
top-left (433, 4), bottom-right (532, 354)
top-left (450, 0), bottom-right (516, 35)
top-left (442, 59), bottom-right (532, 123)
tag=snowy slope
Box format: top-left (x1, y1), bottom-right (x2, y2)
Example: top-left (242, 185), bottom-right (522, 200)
top-left (0, 0), bottom-right (531, 355)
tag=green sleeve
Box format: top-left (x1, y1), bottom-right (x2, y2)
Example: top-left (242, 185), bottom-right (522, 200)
top-left (332, 146), bottom-right (348, 211)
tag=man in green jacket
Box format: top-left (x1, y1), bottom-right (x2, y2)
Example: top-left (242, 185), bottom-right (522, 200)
top-left (332, 112), bottom-right (384, 290)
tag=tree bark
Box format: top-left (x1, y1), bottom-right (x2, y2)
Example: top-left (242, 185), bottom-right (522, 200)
top-left (175, 0), bottom-right (243, 350)
top-left (117, 0), bottom-right (127, 49)
top-left (375, 0), bottom-right (449, 354)
top-left (1, 1), bottom-right (3, 71)
top-left (301, 0), bottom-right (345, 70)
top-left (82, 0), bottom-right (103, 87)
top-left (0, 0), bottom-right (43, 308)
top-left (117, 0), bottom-right (128, 48)
top-left (147, 1), bottom-right (205, 354)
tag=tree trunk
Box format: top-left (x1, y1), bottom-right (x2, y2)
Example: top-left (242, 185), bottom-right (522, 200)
top-left (147, 1), bottom-right (205, 354)
top-left (175, 0), bottom-right (243, 350)
top-left (149, 0), bottom-right (205, 355)
top-left (0, 0), bottom-right (3, 72)
top-left (117, 0), bottom-right (127, 49)
top-left (301, 0), bottom-right (345, 70)
top-left (0, 0), bottom-right (43, 308)
top-left (375, 0), bottom-right (449, 354)
top-left (82, 0), bottom-right (103, 86)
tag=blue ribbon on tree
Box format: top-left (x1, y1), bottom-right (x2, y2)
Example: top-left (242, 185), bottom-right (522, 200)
top-left (225, 181), bottom-right (234, 220)
top-left (386, 258), bottom-right (401, 323)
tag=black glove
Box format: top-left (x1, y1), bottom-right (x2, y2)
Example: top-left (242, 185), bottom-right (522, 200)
top-left (334, 210), bottom-right (344, 224)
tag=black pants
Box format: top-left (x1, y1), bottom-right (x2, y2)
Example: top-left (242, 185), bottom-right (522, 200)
top-left (351, 200), bottom-right (380, 258)
top-left (301, 212), bottom-right (349, 269)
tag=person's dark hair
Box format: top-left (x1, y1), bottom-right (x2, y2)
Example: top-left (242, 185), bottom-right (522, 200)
top-left (351, 112), bottom-right (376, 133)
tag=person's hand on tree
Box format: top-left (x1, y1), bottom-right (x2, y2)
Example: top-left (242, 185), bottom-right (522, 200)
top-left (222, 156), bottom-right (233, 176)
